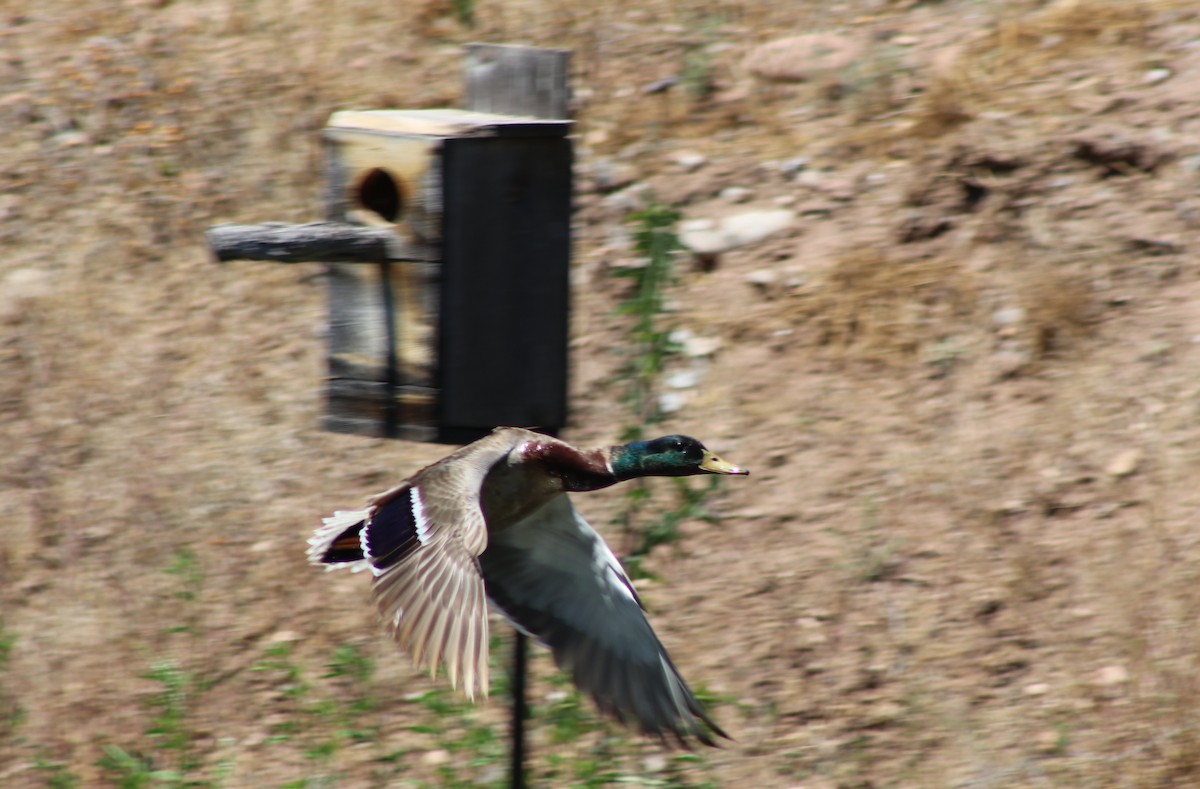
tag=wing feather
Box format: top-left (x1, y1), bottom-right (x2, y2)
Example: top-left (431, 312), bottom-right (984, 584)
top-left (480, 494), bottom-right (727, 745)
top-left (312, 429), bottom-right (526, 701)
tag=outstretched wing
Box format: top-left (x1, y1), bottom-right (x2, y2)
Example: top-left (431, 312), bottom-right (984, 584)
top-left (480, 494), bottom-right (728, 746)
top-left (308, 431), bottom-right (522, 700)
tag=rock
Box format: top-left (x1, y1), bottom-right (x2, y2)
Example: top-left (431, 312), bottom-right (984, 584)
top-left (746, 266), bottom-right (805, 295)
top-left (678, 229), bottom-right (727, 258)
top-left (421, 749), bottom-right (452, 766)
top-left (1143, 68), bottom-right (1172, 85)
top-left (53, 130), bottom-right (89, 147)
top-left (795, 169), bottom-right (823, 188)
top-left (1105, 449), bottom-right (1142, 478)
top-left (991, 349), bottom-right (1031, 379)
top-left (1024, 682), bottom-right (1050, 696)
top-left (719, 186), bottom-right (754, 203)
top-left (679, 218), bottom-right (715, 233)
top-left (721, 209), bottom-right (796, 244)
top-left (1094, 665), bottom-right (1129, 687)
top-left (658, 392), bottom-right (687, 414)
top-left (679, 209), bottom-right (796, 256)
top-left (779, 157), bottom-right (810, 176)
top-left (744, 33), bottom-right (867, 83)
top-left (671, 150), bottom-right (708, 172)
top-left (5, 267), bottom-right (53, 298)
top-left (583, 128), bottom-right (609, 146)
top-left (990, 306), bottom-right (1027, 330)
top-left (585, 159), bottom-right (639, 193)
top-left (681, 335), bottom-right (722, 358)
top-left (746, 268), bottom-right (777, 289)
top-left (641, 76), bottom-right (678, 95)
top-left (0, 267), bottom-right (55, 323)
top-left (601, 182), bottom-right (652, 214)
top-left (642, 754), bottom-right (668, 772)
top-left (665, 369), bottom-right (701, 389)
top-left (668, 328), bottom-right (694, 344)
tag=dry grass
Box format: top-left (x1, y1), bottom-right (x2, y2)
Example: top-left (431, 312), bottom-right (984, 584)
top-left (783, 250), bottom-right (978, 363)
top-left (903, 0), bottom-right (1158, 141)
top-left (1014, 266), bottom-right (1098, 357)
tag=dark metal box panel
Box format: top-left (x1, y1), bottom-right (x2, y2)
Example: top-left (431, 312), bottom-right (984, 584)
top-left (437, 135), bottom-right (572, 438)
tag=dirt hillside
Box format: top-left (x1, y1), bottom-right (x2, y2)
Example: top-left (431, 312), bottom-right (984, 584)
top-left (4, 1), bottom-right (1200, 787)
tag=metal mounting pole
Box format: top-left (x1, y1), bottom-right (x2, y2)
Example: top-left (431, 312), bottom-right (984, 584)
top-left (510, 632), bottom-right (528, 789)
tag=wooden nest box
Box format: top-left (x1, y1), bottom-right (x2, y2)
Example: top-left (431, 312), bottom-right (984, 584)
top-left (321, 107), bottom-right (572, 443)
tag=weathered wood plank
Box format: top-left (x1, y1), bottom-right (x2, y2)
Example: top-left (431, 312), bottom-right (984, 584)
top-left (325, 259), bottom-right (436, 387)
top-left (465, 44), bottom-right (571, 120)
top-left (205, 222), bottom-right (436, 263)
top-left (322, 378), bottom-right (436, 441)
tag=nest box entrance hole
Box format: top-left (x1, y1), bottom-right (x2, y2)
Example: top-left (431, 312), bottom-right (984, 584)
top-left (355, 167), bottom-right (404, 223)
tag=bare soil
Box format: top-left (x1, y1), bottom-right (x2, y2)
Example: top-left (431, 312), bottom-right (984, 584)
top-left (5, 1), bottom-right (1200, 787)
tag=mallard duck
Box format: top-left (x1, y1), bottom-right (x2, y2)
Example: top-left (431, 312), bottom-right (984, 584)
top-left (308, 426), bottom-right (748, 746)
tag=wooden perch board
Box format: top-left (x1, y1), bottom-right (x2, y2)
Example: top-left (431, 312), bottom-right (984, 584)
top-left (205, 222), bottom-right (435, 264)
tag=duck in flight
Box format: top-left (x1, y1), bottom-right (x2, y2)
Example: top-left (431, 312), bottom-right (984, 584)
top-left (308, 427), bottom-right (749, 746)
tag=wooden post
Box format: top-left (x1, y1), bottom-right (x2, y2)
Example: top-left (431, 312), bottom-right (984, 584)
top-left (465, 44), bottom-right (571, 119)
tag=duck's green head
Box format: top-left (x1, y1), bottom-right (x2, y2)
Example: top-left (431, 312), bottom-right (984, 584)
top-left (611, 435), bottom-right (749, 481)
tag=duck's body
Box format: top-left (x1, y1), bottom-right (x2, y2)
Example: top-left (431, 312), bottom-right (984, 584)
top-left (308, 427), bottom-right (747, 746)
